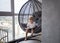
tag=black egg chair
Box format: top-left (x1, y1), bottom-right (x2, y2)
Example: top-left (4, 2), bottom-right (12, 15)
top-left (18, 0), bottom-right (42, 33)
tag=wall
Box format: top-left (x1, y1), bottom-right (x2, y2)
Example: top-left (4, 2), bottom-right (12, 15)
top-left (42, 0), bottom-right (60, 43)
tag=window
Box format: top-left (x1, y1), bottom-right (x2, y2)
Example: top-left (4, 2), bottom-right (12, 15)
top-left (0, 16), bottom-right (13, 41)
top-left (0, 0), bottom-right (11, 12)
top-left (15, 15), bottom-right (31, 39)
top-left (14, 0), bottom-right (31, 39)
top-left (14, 0), bottom-right (28, 14)
top-left (0, 0), bottom-right (42, 42)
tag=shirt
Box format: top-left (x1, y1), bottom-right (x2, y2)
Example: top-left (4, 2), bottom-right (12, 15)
top-left (27, 22), bottom-right (36, 29)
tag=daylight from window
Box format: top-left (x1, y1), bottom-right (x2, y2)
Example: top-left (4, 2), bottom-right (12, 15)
top-left (14, 0), bottom-right (28, 14)
top-left (14, 0), bottom-right (31, 39)
top-left (0, 0), bottom-right (11, 12)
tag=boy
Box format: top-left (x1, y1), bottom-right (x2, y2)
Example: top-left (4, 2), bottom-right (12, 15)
top-left (25, 16), bottom-right (37, 40)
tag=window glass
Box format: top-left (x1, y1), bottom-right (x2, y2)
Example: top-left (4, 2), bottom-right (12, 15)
top-left (14, 0), bottom-right (28, 14)
top-left (0, 0), bottom-right (11, 12)
top-left (15, 16), bottom-right (31, 39)
top-left (0, 16), bottom-right (13, 41)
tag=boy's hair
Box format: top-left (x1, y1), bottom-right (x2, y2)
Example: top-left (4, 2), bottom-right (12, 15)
top-left (29, 16), bottom-right (34, 20)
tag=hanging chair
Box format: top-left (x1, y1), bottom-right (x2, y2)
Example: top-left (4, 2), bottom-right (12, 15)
top-left (18, 0), bottom-right (42, 33)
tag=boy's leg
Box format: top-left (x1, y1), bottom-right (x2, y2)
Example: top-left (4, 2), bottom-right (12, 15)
top-left (31, 29), bottom-right (34, 36)
top-left (25, 29), bottom-right (29, 40)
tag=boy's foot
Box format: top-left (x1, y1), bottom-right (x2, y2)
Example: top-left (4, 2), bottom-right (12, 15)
top-left (25, 38), bottom-right (27, 41)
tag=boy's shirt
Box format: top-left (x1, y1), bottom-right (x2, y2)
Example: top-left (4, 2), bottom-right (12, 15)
top-left (27, 22), bottom-right (37, 28)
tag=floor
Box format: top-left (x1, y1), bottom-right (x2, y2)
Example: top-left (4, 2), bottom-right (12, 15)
top-left (20, 40), bottom-right (41, 43)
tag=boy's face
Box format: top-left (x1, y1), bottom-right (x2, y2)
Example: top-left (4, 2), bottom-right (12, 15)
top-left (30, 20), bottom-right (33, 23)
